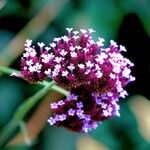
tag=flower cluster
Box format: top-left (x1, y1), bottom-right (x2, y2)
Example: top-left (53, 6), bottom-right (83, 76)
top-left (48, 92), bottom-right (120, 133)
top-left (20, 39), bottom-right (46, 82)
top-left (20, 28), bottom-right (135, 133)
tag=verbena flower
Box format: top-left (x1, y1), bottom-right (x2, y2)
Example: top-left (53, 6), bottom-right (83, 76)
top-left (48, 91), bottom-right (120, 133)
top-left (20, 28), bottom-right (135, 133)
top-left (20, 39), bottom-right (46, 82)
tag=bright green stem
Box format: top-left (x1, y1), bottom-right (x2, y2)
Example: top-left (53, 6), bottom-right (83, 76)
top-left (0, 66), bottom-right (19, 75)
top-left (39, 81), bottom-right (69, 96)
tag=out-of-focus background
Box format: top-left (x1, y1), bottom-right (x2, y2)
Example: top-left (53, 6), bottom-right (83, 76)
top-left (0, 0), bottom-right (150, 149)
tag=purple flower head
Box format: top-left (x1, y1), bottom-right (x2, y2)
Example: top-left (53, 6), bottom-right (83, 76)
top-left (42, 28), bottom-right (134, 94)
top-left (20, 28), bottom-right (135, 91)
top-left (20, 28), bottom-right (135, 133)
top-left (48, 90), bottom-right (121, 133)
top-left (46, 28), bottom-right (135, 133)
top-left (20, 40), bottom-right (46, 82)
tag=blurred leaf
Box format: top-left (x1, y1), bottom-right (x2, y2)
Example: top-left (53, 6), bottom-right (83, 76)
top-left (0, 30), bottom-right (14, 53)
top-left (90, 100), bottom-right (150, 150)
top-left (120, 0), bottom-right (150, 36)
top-left (79, 0), bottom-right (124, 39)
top-left (41, 126), bottom-right (79, 150)
top-left (129, 96), bottom-right (150, 143)
top-left (0, 0), bottom-right (26, 17)
top-left (77, 136), bottom-right (109, 150)
top-left (48, 0), bottom-right (123, 44)
top-left (3, 145), bottom-right (31, 150)
top-left (29, 0), bottom-right (50, 16)
top-left (35, 27), bottom-right (58, 45)
top-left (90, 121), bottom-right (119, 150)
top-left (0, 77), bottom-right (24, 125)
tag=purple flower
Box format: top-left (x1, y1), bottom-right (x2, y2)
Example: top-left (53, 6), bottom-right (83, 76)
top-left (50, 102), bottom-right (58, 109)
top-left (47, 117), bottom-right (56, 125)
top-left (20, 28), bottom-right (135, 133)
top-left (68, 109), bottom-right (76, 116)
top-left (77, 102), bottom-right (83, 108)
top-left (20, 40), bottom-right (46, 82)
top-left (46, 28), bottom-right (135, 132)
top-left (48, 90), bottom-right (121, 132)
top-left (76, 109), bottom-right (85, 119)
top-left (66, 93), bottom-right (78, 101)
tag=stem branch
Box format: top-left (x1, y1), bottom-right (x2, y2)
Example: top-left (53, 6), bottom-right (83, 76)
top-left (0, 66), bottom-right (69, 148)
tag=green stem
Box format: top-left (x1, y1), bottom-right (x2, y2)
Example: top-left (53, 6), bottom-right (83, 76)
top-left (51, 84), bottom-right (69, 96)
top-left (0, 119), bottom-right (19, 148)
top-left (39, 81), bottom-right (69, 96)
top-left (0, 66), bottom-right (69, 147)
top-left (14, 80), bottom-right (55, 119)
top-left (0, 66), bottom-right (19, 75)
top-left (0, 66), bottom-right (69, 96)
top-left (0, 81), bottom-right (55, 148)
top-left (19, 121), bottom-right (31, 146)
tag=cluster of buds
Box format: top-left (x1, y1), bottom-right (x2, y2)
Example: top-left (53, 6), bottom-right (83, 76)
top-left (20, 28), bottom-right (135, 133)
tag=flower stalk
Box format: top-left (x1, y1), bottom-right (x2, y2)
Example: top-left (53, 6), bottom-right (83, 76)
top-left (0, 66), bottom-right (68, 148)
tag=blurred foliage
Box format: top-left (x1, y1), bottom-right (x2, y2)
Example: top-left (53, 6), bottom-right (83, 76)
top-left (0, 0), bottom-right (150, 150)
top-left (41, 126), bottom-right (78, 150)
top-left (91, 100), bottom-right (150, 150)
top-left (0, 76), bottom-right (24, 125)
